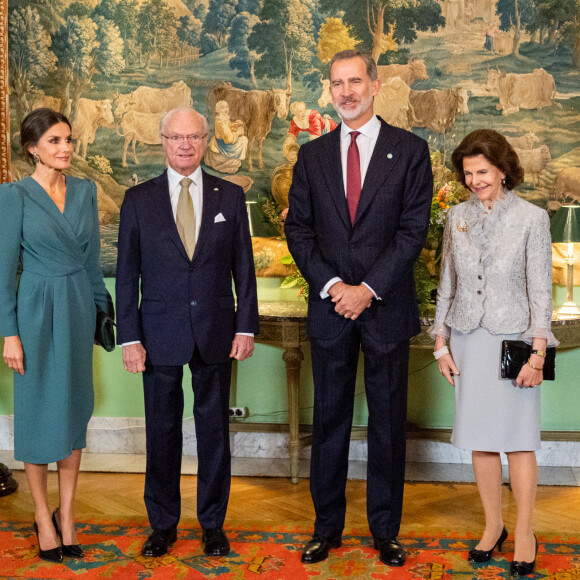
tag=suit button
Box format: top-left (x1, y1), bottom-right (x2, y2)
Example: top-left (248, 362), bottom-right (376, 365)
top-left (190, 300), bottom-right (197, 306)
top-left (478, 275), bottom-right (482, 280)
top-left (477, 290), bottom-right (482, 295)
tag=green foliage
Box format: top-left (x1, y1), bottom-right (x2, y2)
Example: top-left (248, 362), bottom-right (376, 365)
top-left (52, 16), bottom-right (98, 77)
top-left (414, 259), bottom-right (438, 313)
top-left (261, 198), bottom-right (285, 236)
top-left (249, 0), bottom-right (316, 79)
top-left (228, 11), bottom-right (260, 80)
top-left (93, 16), bottom-right (125, 78)
top-left (63, 1), bottom-right (92, 20)
top-left (136, 0), bottom-right (178, 65)
top-left (8, 6), bottom-right (56, 83)
top-left (184, 0), bottom-right (210, 22)
top-left (93, 0), bottom-right (118, 21)
top-left (8, 6), bottom-right (57, 125)
top-left (280, 254), bottom-right (309, 301)
top-left (203, 0), bottom-right (238, 49)
top-left (178, 15), bottom-right (202, 49)
top-left (318, 0), bottom-right (444, 54)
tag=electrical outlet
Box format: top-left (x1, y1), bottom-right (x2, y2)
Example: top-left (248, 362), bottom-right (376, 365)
top-left (228, 407), bottom-right (248, 419)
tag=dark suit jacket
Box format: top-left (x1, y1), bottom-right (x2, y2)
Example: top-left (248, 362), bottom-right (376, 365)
top-left (284, 118), bottom-right (433, 342)
top-left (116, 169), bottom-right (259, 366)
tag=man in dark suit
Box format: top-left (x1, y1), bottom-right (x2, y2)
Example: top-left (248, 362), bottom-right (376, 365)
top-left (284, 50), bottom-right (433, 566)
top-left (116, 108), bottom-right (259, 558)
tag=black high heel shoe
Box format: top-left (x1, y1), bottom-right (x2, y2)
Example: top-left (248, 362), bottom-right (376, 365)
top-left (52, 508), bottom-right (84, 558)
top-left (468, 526), bottom-right (508, 563)
top-left (510, 534), bottom-right (538, 576)
top-left (33, 522), bottom-right (63, 563)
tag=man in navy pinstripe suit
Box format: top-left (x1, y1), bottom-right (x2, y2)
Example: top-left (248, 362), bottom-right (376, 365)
top-left (285, 50), bottom-right (432, 566)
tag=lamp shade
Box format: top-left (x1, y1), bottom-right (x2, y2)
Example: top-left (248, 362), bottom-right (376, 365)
top-left (550, 205), bottom-right (580, 243)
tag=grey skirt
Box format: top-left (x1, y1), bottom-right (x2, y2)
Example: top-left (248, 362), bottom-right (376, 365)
top-left (449, 326), bottom-right (541, 452)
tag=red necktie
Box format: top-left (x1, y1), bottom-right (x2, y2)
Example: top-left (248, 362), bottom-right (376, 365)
top-left (347, 131), bottom-right (361, 225)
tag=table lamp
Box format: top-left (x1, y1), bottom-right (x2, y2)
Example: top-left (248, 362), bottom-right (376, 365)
top-left (551, 205), bottom-right (580, 319)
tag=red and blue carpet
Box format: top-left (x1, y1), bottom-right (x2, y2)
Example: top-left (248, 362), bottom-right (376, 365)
top-left (1, 518), bottom-right (579, 579)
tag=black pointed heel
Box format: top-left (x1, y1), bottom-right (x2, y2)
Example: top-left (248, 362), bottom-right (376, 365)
top-left (510, 534), bottom-right (538, 576)
top-left (52, 508), bottom-right (84, 558)
top-left (33, 522), bottom-right (63, 563)
top-left (468, 526), bottom-right (508, 563)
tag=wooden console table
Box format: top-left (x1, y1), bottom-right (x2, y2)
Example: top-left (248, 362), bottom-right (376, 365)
top-left (255, 301), bottom-right (308, 483)
top-left (255, 301), bottom-right (580, 483)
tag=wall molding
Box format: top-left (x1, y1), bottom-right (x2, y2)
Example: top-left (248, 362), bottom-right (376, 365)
top-left (1, 415), bottom-right (580, 467)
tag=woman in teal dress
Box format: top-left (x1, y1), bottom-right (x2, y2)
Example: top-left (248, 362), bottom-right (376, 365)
top-left (0, 109), bottom-right (110, 563)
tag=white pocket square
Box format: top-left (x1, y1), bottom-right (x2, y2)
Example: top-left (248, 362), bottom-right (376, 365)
top-left (214, 213), bottom-right (226, 223)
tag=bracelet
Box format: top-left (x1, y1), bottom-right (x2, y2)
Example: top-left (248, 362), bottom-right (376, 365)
top-left (434, 346), bottom-right (449, 360)
top-left (527, 358), bottom-right (543, 371)
top-left (531, 349), bottom-right (546, 358)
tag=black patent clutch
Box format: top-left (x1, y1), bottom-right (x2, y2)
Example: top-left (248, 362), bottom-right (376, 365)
top-left (500, 340), bottom-right (555, 381)
top-left (95, 293), bottom-right (116, 352)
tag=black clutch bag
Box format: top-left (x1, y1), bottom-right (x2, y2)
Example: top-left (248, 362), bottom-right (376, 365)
top-left (500, 340), bottom-right (555, 381)
top-left (95, 293), bottom-right (116, 352)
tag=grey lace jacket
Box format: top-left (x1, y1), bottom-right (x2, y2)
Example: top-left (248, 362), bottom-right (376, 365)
top-left (430, 191), bottom-right (558, 346)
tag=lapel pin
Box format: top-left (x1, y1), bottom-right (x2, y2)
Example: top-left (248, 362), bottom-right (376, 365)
top-left (457, 220), bottom-right (468, 232)
top-left (214, 187), bottom-right (219, 191)
top-left (387, 153), bottom-right (393, 159)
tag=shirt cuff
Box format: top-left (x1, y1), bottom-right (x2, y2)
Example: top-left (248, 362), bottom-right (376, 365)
top-left (320, 277), bottom-right (342, 299)
top-left (235, 333), bottom-right (254, 337)
top-left (121, 341), bottom-right (141, 347)
top-left (362, 282), bottom-right (380, 300)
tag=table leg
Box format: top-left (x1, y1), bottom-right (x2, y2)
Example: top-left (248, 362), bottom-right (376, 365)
top-left (283, 346), bottom-right (304, 484)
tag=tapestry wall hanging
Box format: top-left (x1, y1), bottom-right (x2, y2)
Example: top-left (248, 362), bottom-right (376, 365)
top-left (1, 0), bottom-right (579, 276)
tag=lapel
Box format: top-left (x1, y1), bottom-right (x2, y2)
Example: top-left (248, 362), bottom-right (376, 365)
top-left (353, 119), bottom-right (401, 226)
top-left (320, 125), bottom-right (351, 230)
top-left (192, 170), bottom-right (220, 262)
top-left (23, 177), bottom-right (81, 259)
top-left (150, 170), bottom-right (190, 261)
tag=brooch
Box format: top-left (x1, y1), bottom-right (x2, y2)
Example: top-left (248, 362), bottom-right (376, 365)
top-left (457, 220), bottom-right (468, 232)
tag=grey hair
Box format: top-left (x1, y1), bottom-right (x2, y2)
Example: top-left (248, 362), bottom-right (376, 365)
top-left (329, 50), bottom-right (378, 82)
top-left (159, 107), bottom-right (209, 137)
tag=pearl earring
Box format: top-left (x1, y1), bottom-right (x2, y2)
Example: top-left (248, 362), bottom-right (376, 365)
top-left (501, 177), bottom-right (506, 186)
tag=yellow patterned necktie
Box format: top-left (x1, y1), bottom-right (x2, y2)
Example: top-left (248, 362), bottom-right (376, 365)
top-left (176, 177), bottom-right (196, 259)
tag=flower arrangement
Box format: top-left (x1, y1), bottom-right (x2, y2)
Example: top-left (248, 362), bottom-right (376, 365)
top-left (428, 178), bottom-right (469, 263)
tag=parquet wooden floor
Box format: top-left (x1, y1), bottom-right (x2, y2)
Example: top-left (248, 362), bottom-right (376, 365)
top-left (3, 470), bottom-right (579, 535)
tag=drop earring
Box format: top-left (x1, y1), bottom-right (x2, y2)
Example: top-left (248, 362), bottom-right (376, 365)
top-left (33, 152), bottom-right (40, 164)
top-left (501, 177), bottom-right (506, 186)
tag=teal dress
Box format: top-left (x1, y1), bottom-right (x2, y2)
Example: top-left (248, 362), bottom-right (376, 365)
top-left (0, 176), bottom-right (108, 464)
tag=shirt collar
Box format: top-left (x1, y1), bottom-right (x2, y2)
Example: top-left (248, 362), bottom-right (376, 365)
top-left (340, 114), bottom-right (380, 141)
top-left (167, 165), bottom-right (203, 190)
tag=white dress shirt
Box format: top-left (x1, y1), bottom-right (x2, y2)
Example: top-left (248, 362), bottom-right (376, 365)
top-left (321, 115), bottom-right (381, 299)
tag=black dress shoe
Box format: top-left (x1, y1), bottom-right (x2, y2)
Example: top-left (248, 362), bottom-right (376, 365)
top-left (33, 522), bottom-right (63, 564)
top-left (52, 508), bottom-right (84, 558)
top-left (202, 527), bottom-right (230, 556)
top-left (301, 534), bottom-right (342, 564)
top-left (468, 526), bottom-right (508, 563)
top-left (374, 537), bottom-right (406, 567)
top-left (141, 528), bottom-right (177, 557)
top-left (510, 535), bottom-right (538, 576)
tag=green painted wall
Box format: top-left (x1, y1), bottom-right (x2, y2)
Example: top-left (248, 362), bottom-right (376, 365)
top-left (1, 280), bottom-right (579, 431)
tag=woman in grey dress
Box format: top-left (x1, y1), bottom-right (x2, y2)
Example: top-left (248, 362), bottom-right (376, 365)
top-left (0, 109), bottom-right (110, 563)
top-left (430, 130), bottom-right (558, 576)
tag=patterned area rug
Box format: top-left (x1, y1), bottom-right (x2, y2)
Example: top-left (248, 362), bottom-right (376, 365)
top-left (1, 518), bottom-right (579, 579)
